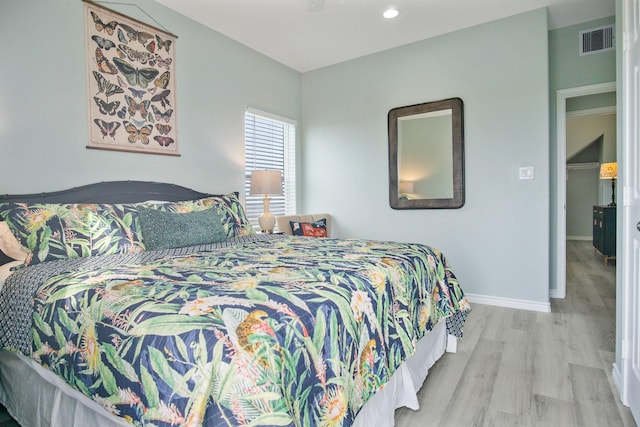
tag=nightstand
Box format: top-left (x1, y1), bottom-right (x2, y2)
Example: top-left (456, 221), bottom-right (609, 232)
top-left (593, 205), bottom-right (616, 265)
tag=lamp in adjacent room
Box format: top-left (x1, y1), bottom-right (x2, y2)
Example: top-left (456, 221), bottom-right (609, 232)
top-left (399, 181), bottom-right (415, 200)
top-left (599, 162), bottom-right (617, 206)
top-left (250, 170), bottom-right (282, 233)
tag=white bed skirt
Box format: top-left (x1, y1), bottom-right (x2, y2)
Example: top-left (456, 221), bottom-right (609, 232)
top-left (0, 321), bottom-right (450, 427)
top-left (352, 320), bottom-right (448, 427)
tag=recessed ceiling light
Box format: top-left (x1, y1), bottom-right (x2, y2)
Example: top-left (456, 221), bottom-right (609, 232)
top-left (383, 8), bottom-right (399, 19)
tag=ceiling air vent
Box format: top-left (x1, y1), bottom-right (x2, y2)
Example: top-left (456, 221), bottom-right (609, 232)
top-left (579, 25), bottom-right (615, 56)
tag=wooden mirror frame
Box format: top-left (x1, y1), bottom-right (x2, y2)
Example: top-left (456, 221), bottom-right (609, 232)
top-left (388, 97), bottom-right (465, 209)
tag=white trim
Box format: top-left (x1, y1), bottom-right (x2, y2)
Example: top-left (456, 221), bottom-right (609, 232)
top-left (620, 1), bottom-right (635, 411)
top-left (549, 289), bottom-right (563, 299)
top-left (466, 293), bottom-right (551, 313)
top-left (566, 235), bottom-right (593, 241)
top-left (246, 106), bottom-right (298, 126)
top-left (566, 162), bottom-right (599, 170)
top-left (612, 363), bottom-right (623, 402)
top-left (567, 106), bottom-right (617, 118)
top-left (556, 82), bottom-right (616, 301)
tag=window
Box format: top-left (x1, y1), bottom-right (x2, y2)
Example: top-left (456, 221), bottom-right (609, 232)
top-left (244, 108), bottom-right (296, 230)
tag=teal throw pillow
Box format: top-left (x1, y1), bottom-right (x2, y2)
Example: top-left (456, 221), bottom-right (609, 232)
top-left (143, 193), bottom-right (255, 239)
top-left (138, 207), bottom-right (227, 251)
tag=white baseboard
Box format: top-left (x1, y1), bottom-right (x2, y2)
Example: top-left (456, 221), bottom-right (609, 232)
top-left (567, 235), bottom-right (592, 241)
top-left (612, 362), bottom-right (625, 405)
top-left (466, 293), bottom-right (551, 313)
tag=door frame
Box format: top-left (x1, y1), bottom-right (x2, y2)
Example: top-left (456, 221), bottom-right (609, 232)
top-left (619, 0), bottom-right (640, 414)
top-left (555, 81), bottom-right (617, 299)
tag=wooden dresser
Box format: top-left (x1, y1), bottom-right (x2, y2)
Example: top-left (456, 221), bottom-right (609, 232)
top-left (593, 205), bottom-right (616, 265)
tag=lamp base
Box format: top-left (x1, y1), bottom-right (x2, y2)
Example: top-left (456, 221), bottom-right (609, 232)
top-left (259, 213), bottom-right (275, 233)
top-left (609, 178), bottom-right (616, 207)
top-left (258, 195), bottom-right (275, 233)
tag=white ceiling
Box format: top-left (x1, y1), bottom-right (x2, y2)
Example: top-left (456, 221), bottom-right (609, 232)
top-left (154, 0), bottom-right (615, 72)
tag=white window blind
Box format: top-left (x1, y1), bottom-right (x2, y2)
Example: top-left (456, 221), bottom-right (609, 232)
top-left (244, 108), bottom-right (296, 230)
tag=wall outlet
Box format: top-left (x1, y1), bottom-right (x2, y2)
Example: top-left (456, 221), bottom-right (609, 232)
top-left (519, 166), bottom-right (534, 180)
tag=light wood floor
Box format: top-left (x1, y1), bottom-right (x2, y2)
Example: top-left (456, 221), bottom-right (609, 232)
top-left (395, 240), bottom-right (636, 427)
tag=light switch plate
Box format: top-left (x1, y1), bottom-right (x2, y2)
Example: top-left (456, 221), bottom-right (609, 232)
top-left (519, 166), bottom-right (534, 180)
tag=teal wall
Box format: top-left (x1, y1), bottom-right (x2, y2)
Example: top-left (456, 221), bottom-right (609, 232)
top-left (566, 165), bottom-right (599, 238)
top-left (301, 9), bottom-right (550, 304)
top-left (549, 17), bottom-right (616, 91)
top-left (567, 92), bottom-right (616, 111)
top-left (0, 0), bottom-right (301, 195)
top-left (548, 16), bottom-right (617, 293)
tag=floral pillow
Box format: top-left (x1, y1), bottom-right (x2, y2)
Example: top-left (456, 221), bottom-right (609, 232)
top-left (146, 193), bottom-right (255, 239)
top-left (0, 203), bottom-right (145, 266)
top-left (89, 203), bottom-right (146, 255)
top-left (0, 194), bottom-right (251, 266)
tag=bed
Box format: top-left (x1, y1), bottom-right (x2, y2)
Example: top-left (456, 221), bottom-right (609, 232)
top-left (0, 181), bottom-right (469, 427)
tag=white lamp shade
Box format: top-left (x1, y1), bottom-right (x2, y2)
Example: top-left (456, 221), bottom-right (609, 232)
top-left (250, 170), bottom-right (283, 195)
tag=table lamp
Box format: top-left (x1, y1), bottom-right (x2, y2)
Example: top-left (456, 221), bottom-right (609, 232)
top-left (599, 162), bottom-right (617, 206)
top-left (250, 170), bottom-right (282, 233)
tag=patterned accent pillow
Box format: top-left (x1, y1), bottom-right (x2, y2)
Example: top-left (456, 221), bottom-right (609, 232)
top-left (290, 218), bottom-right (328, 238)
top-left (147, 194), bottom-right (255, 239)
top-left (90, 203), bottom-right (146, 255)
top-left (0, 203), bottom-right (145, 266)
top-left (138, 207), bottom-right (227, 250)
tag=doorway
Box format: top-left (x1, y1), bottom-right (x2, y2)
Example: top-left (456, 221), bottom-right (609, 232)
top-left (555, 81), bottom-right (616, 299)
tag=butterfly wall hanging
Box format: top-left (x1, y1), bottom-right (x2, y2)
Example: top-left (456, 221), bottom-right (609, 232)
top-left (84, 0), bottom-right (179, 156)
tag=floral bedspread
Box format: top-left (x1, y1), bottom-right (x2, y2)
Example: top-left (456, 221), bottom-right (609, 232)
top-left (29, 236), bottom-right (469, 426)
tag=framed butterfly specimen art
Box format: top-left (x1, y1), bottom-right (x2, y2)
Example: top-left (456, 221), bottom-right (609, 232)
top-left (84, 0), bottom-right (179, 156)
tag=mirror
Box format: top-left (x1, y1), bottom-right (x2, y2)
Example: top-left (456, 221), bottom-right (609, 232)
top-left (388, 97), bottom-right (465, 209)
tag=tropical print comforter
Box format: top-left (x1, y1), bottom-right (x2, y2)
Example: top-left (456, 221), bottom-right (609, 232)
top-left (11, 236), bottom-right (469, 426)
